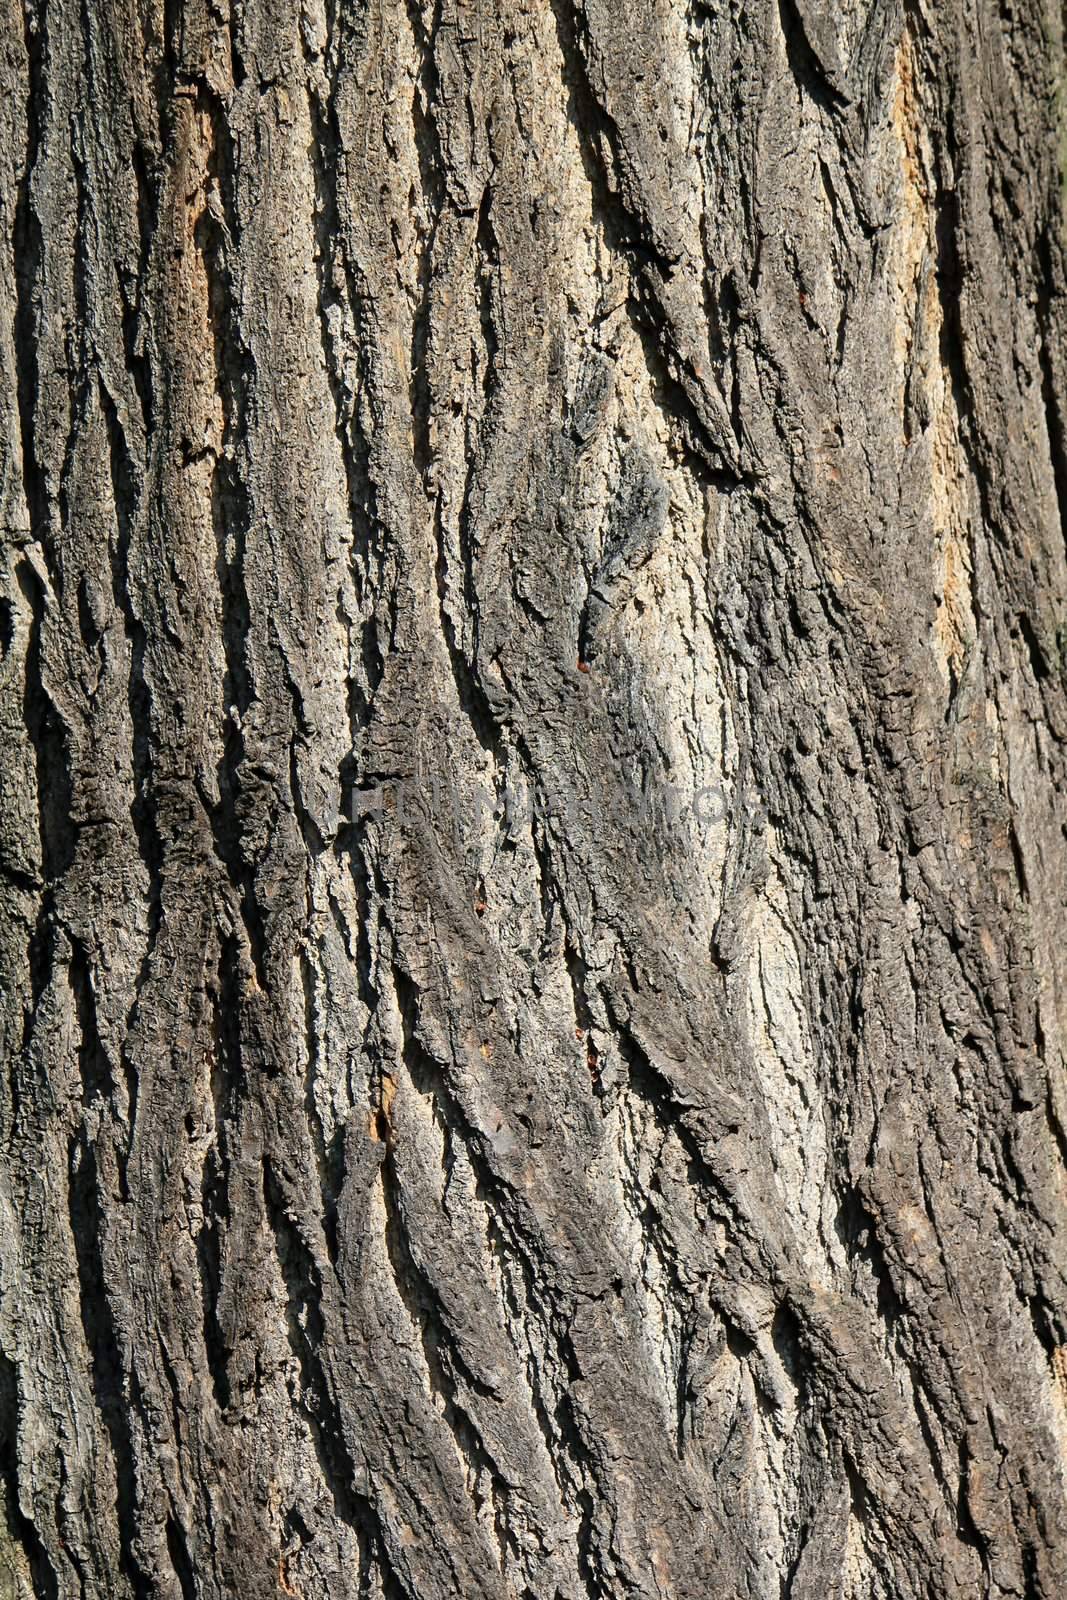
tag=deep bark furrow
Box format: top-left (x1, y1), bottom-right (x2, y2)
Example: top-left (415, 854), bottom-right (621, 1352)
top-left (2, 0), bottom-right (1067, 1596)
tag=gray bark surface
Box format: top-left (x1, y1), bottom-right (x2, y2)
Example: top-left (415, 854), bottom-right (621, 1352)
top-left (3, 0), bottom-right (1067, 1595)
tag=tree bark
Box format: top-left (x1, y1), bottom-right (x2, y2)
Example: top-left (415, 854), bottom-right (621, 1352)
top-left (3, 0), bottom-right (1067, 1595)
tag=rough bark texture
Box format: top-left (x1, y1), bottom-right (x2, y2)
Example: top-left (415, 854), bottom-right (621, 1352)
top-left (3, 0), bottom-right (1067, 1596)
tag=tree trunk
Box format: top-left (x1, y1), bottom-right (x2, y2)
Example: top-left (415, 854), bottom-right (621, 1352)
top-left (3, 0), bottom-right (1067, 1595)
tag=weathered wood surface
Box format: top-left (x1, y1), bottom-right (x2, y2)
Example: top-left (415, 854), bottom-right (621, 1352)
top-left (3, 0), bottom-right (1067, 1595)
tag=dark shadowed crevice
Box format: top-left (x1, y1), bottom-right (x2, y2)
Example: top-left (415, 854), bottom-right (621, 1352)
top-left (66, 1129), bottom-right (152, 1599)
